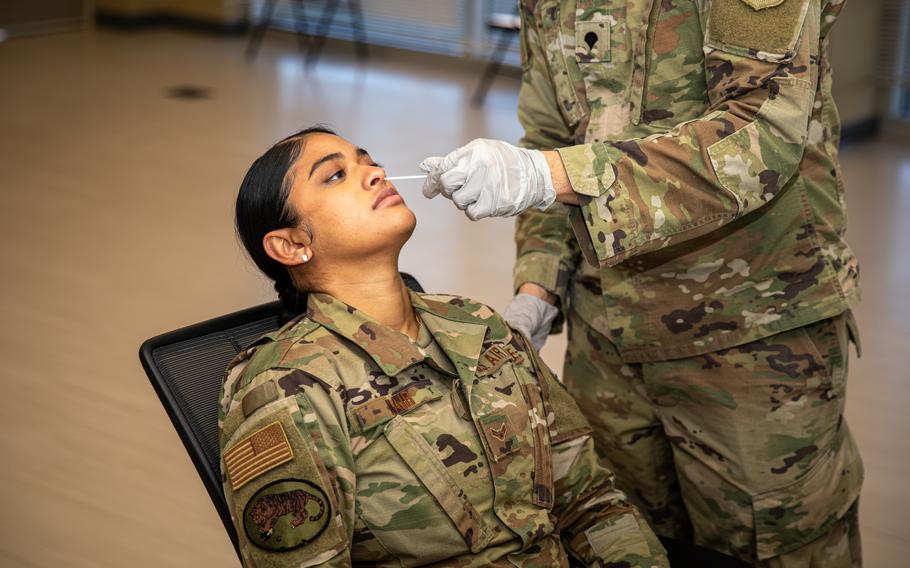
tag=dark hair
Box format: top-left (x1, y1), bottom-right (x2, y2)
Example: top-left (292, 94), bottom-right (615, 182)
top-left (235, 125), bottom-right (336, 323)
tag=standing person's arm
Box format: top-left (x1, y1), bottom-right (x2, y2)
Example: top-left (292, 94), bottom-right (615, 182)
top-left (549, 0), bottom-right (834, 268)
top-left (422, 1), bottom-right (842, 270)
top-left (511, 0), bottom-right (582, 336)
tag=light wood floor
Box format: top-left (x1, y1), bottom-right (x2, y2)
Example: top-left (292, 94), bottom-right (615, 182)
top-left (0, 28), bottom-right (907, 567)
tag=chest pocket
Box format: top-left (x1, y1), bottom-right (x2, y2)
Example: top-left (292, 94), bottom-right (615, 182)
top-left (469, 342), bottom-right (556, 547)
top-left (536, 0), bottom-right (585, 132)
top-left (573, 0), bottom-right (646, 142)
top-left (350, 381), bottom-right (494, 566)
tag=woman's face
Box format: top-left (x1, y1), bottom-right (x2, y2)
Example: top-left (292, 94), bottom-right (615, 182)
top-left (285, 132), bottom-right (416, 262)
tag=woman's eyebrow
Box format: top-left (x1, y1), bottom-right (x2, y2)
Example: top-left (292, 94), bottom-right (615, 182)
top-left (308, 152), bottom-right (343, 180)
top-left (307, 148), bottom-right (371, 180)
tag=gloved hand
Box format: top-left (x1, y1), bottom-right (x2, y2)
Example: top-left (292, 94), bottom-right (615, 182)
top-left (419, 139), bottom-right (556, 220)
top-left (502, 293), bottom-right (559, 352)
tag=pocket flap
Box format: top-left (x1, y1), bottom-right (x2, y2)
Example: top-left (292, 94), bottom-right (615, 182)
top-left (384, 417), bottom-right (492, 553)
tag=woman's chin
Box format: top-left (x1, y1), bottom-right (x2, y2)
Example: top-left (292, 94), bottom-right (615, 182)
top-left (361, 206), bottom-right (416, 253)
top-left (395, 207), bottom-right (418, 240)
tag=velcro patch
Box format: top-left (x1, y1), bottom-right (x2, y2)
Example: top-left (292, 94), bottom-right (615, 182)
top-left (347, 381), bottom-right (442, 432)
top-left (479, 413), bottom-right (523, 461)
top-left (707, 0), bottom-right (809, 60)
top-left (476, 344), bottom-right (525, 377)
top-left (575, 20), bottom-right (611, 63)
top-left (224, 421), bottom-right (294, 490)
top-left (241, 380), bottom-right (279, 418)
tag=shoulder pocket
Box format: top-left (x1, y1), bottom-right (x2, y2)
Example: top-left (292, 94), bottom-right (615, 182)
top-left (584, 513), bottom-right (655, 562)
top-left (705, 0), bottom-right (811, 62)
top-left (221, 396), bottom-right (346, 566)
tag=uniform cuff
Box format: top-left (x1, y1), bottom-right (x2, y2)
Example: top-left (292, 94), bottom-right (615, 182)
top-left (513, 251), bottom-right (564, 297)
top-left (556, 144), bottom-right (616, 198)
top-left (514, 252), bottom-right (571, 335)
top-left (557, 145), bottom-right (631, 267)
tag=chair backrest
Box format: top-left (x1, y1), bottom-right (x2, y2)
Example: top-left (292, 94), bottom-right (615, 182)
top-left (140, 301), bottom-right (281, 556)
top-left (139, 273), bottom-right (424, 557)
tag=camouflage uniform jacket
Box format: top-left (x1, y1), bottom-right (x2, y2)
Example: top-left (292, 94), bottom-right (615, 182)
top-left (218, 291), bottom-right (668, 567)
top-left (514, 0), bottom-right (860, 362)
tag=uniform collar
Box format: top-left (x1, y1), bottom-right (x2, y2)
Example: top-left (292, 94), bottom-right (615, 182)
top-left (305, 291), bottom-right (495, 379)
top-left (409, 292), bottom-right (492, 384)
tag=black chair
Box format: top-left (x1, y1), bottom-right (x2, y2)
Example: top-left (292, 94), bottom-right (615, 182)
top-left (660, 537), bottom-right (751, 567)
top-left (139, 273), bottom-right (423, 558)
top-left (139, 271), bottom-right (747, 567)
top-left (245, 0), bottom-right (369, 66)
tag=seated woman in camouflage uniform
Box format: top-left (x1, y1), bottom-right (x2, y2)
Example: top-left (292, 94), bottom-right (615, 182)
top-left (221, 126), bottom-right (668, 567)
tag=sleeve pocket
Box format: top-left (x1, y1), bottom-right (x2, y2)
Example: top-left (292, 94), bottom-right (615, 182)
top-left (222, 397), bottom-right (347, 567)
top-left (584, 513), bottom-right (653, 561)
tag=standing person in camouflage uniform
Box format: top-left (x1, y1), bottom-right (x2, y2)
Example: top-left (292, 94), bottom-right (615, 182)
top-left (418, 0), bottom-right (862, 565)
top-left (222, 126), bottom-right (669, 566)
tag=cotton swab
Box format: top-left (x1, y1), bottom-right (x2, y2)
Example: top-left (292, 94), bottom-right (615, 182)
top-left (385, 175), bottom-right (427, 181)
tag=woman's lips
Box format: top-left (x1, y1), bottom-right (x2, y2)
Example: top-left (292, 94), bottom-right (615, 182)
top-left (373, 188), bottom-right (403, 209)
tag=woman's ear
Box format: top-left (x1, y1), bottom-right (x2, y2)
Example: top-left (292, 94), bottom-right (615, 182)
top-left (263, 228), bottom-right (313, 267)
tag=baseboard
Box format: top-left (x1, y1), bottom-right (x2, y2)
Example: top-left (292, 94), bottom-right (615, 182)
top-left (95, 10), bottom-right (249, 36)
top-left (2, 17), bottom-right (86, 38)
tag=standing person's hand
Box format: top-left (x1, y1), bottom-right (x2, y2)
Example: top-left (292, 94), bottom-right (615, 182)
top-left (419, 139), bottom-right (558, 220)
top-left (501, 285), bottom-right (559, 352)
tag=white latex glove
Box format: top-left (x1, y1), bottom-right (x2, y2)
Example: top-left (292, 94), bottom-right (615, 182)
top-left (419, 139), bottom-right (556, 220)
top-left (501, 293), bottom-right (559, 352)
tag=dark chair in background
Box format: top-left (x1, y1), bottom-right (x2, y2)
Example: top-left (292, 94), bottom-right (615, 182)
top-left (138, 271), bottom-right (747, 566)
top-left (471, 10), bottom-right (521, 106)
top-left (245, 0), bottom-right (369, 66)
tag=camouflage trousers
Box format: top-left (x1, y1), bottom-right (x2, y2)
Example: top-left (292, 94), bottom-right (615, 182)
top-left (563, 308), bottom-right (864, 566)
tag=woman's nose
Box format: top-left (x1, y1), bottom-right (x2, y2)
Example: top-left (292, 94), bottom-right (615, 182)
top-left (365, 166), bottom-right (386, 189)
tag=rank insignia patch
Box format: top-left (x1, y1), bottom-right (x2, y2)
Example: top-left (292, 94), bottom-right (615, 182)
top-left (243, 478), bottom-right (331, 551)
top-left (224, 421), bottom-right (294, 490)
top-left (479, 413), bottom-right (523, 461)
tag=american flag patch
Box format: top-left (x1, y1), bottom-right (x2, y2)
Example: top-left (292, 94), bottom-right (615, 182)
top-left (224, 421), bottom-right (294, 490)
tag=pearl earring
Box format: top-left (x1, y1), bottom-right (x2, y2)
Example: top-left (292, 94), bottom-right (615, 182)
top-left (301, 254), bottom-right (309, 263)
